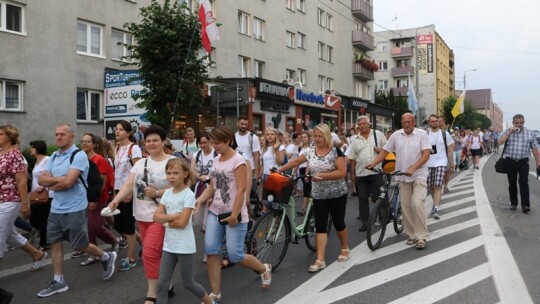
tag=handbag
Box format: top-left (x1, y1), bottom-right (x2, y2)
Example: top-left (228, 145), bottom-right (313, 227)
top-left (494, 141), bottom-right (510, 174)
top-left (29, 189), bottom-right (49, 205)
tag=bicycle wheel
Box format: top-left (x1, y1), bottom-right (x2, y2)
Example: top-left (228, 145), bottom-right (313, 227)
top-left (393, 196), bottom-right (404, 234)
top-left (246, 209), bottom-right (291, 271)
top-left (366, 199), bottom-right (390, 251)
top-left (304, 209), bottom-right (333, 252)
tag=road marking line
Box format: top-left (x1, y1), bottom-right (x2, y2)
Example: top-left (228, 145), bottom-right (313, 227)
top-left (439, 197), bottom-right (475, 210)
top-left (310, 237), bottom-right (485, 304)
top-left (476, 157), bottom-right (533, 304)
top-left (387, 263), bottom-right (492, 304)
top-left (447, 184), bottom-right (474, 191)
top-left (428, 205), bottom-right (476, 225)
top-left (441, 188), bottom-right (474, 199)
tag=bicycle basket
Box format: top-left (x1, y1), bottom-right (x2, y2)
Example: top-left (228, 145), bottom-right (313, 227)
top-left (263, 172), bottom-right (294, 204)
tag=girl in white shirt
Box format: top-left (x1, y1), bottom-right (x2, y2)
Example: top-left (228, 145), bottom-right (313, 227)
top-left (260, 127), bottom-right (286, 179)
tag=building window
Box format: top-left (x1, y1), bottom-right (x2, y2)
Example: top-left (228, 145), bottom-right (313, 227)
top-left (378, 80), bottom-right (389, 90)
top-left (253, 18), bottom-right (264, 40)
top-left (377, 41), bottom-right (388, 52)
top-left (285, 69), bottom-right (295, 82)
top-left (327, 78), bottom-right (333, 91)
top-left (238, 11), bottom-right (250, 35)
top-left (238, 56), bottom-right (250, 77)
top-left (327, 45), bottom-right (333, 63)
top-left (318, 42), bottom-right (325, 60)
top-left (298, 69), bottom-right (306, 85)
top-left (297, 0), bottom-right (306, 12)
top-left (179, 0), bottom-right (197, 14)
top-left (378, 61), bottom-right (388, 71)
top-left (111, 29), bottom-right (133, 62)
top-left (285, 0), bottom-right (294, 10)
top-left (0, 1), bottom-right (24, 33)
top-left (286, 31), bottom-right (295, 48)
top-left (326, 14), bottom-right (333, 31)
top-left (77, 89), bottom-right (101, 122)
top-left (396, 59), bottom-right (410, 67)
top-left (0, 80), bottom-right (23, 111)
top-left (317, 9), bottom-right (325, 27)
top-left (254, 60), bottom-right (265, 78)
top-left (77, 20), bottom-right (103, 56)
top-left (354, 80), bottom-right (362, 97)
top-left (318, 75), bottom-right (325, 92)
top-left (297, 32), bottom-right (306, 49)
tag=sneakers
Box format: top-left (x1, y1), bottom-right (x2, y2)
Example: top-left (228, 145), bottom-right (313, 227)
top-left (37, 280), bottom-right (69, 298)
top-left (433, 208), bottom-right (440, 220)
top-left (119, 257), bottom-right (137, 271)
top-left (202, 255), bottom-right (208, 263)
top-left (209, 292), bottom-right (222, 302)
top-left (116, 237), bottom-right (128, 249)
top-left (102, 251), bottom-right (117, 280)
top-left (111, 242), bottom-right (119, 253)
top-left (71, 251), bottom-right (86, 258)
top-left (510, 205), bottom-right (517, 211)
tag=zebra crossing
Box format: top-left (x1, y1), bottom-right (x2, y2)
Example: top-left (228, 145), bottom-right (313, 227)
top-left (276, 156), bottom-right (533, 304)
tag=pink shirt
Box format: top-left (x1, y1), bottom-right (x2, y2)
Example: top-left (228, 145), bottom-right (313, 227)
top-left (209, 153), bottom-right (248, 223)
top-left (383, 128), bottom-right (431, 183)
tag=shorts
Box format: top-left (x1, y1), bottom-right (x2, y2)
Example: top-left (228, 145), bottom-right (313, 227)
top-left (427, 166), bottom-right (446, 188)
top-left (204, 212), bottom-right (247, 263)
top-left (47, 210), bottom-right (89, 250)
top-left (470, 148), bottom-right (482, 157)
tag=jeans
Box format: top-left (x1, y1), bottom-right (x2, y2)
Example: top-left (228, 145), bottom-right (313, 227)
top-left (507, 158), bottom-right (530, 207)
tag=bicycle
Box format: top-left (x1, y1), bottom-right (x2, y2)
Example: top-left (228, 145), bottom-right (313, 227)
top-left (245, 173), bottom-right (332, 271)
top-left (366, 168), bottom-right (407, 251)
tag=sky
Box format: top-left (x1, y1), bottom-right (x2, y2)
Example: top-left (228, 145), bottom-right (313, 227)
top-left (373, 0), bottom-right (540, 130)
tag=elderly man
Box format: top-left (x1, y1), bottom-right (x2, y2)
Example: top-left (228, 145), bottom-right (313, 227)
top-left (367, 113), bottom-right (431, 249)
top-left (348, 116), bottom-right (386, 232)
top-left (498, 114), bottom-right (540, 213)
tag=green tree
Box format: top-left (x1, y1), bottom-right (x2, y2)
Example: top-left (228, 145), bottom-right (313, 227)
top-left (441, 96), bottom-right (491, 130)
top-left (374, 89), bottom-right (408, 129)
top-left (124, 0), bottom-right (208, 130)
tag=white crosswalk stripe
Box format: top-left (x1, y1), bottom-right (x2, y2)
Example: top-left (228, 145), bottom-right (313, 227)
top-left (277, 155), bottom-right (533, 304)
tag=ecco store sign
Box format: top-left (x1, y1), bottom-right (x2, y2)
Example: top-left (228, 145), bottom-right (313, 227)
top-left (294, 89), bottom-right (325, 109)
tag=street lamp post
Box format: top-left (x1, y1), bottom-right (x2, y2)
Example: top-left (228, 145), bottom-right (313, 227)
top-left (463, 69), bottom-right (477, 90)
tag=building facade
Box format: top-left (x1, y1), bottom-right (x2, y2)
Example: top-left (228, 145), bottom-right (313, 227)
top-left (456, 89), bottom-right (503, 132)
top-left (371, 25), bottom-right (455, 123)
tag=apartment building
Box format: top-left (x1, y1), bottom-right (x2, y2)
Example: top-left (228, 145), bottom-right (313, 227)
top-left (456, 89), bottom-right (503, 132)
top-left (371, 25), bottom-right (455, 123)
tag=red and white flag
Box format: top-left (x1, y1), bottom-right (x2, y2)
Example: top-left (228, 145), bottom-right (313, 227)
top-left (199, 0), bottom-right (220, 54)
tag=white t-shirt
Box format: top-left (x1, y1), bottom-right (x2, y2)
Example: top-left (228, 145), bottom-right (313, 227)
top-left (130, 156), bottom-right (174, 222)
top-left (285, 143), bottom-right (298, 160)
top-left (193, 149), bottom-right (216, 176)
top-left (235, 132), bottom-right (261, 169)
top-left (262, 145), bottom-right (285, 175)
top-left (161, 187), bottom-right (196, 254)
top-left (32, 156), bottom-right (54, 197)
top-left (182, 140), bottom-right (199, 158)
top-left (468, 135), bottom-right (482, 150)
top-left (427, 130), bottom-right (454, 167)
top-left (114, 144), bottom-right (142, 190)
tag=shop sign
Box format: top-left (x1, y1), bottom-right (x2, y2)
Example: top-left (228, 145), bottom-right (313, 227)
top-left (260, 101), bottom-right (291, 113)
top-left (324, 95), bottom-right (341, 111)
top-left (295, 89), bottom-right (325, 108)
top-left (255, 78), bottom-right (294, 103)
top-left (351, 99), bottom-right (369, 114)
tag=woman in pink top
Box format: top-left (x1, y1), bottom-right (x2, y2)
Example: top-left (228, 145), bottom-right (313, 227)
top-left (195, 126), bottom-right (271, 303)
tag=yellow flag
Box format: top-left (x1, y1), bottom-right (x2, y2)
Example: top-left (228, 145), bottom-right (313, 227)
top-left (451, 91), bottom-right (466, 118)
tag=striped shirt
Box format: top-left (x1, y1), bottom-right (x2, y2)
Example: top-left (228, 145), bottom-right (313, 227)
top-left (348, 130), bottom-right (387, 177)
top-left (502, 128), bottom-right (538, 160)
top-left (383, 128), bottom-right (431, 183)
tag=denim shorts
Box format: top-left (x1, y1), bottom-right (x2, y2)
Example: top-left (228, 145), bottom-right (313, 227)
top-left (204, 211), bottom-right (247, 263)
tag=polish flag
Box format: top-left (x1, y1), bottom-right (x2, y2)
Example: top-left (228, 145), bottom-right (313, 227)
top-left (199, 0), bottom-right (220, 54)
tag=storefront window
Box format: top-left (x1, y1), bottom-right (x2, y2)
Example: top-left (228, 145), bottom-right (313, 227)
top-left (375, 115), bottom-right (392, 133)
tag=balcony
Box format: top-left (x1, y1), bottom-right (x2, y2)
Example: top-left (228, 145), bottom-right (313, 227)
top-left (351, 0), bottom-right (373, 22)
top-left (352, 62), bottom-right (374, 80)
top-left (392, 87), bottom-right (408, 97)
top-left (391, 66), bottom-right (415, 77)
top-left (352, 30), bottom-right (374, 51)
top-left (390, 46), bottom-right (413, 58)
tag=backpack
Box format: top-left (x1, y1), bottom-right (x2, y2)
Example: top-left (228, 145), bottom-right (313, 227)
top-left (235, 131), bottom-right (254, 154)
top-left (195, 149), bottom-right (218, 167)
top-left (55, 149), bottom-right (103, 203)
top-left (116, 143), bottom-right (136, 166)
top-left (184, 140), bottom-right (199, 156)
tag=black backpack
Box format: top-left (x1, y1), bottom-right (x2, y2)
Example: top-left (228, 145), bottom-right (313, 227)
top-left (70, 149), bottom-right (103, 202)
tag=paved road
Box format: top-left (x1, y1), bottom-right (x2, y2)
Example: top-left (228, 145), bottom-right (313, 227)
top-left (1, 153), bottom-right (539, 303)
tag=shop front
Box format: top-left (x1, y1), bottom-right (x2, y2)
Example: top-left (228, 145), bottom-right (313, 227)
top-left (341, 95), bottom-right (396, 134)
top-left (294, 89), bottom-right (342, 133)
top-left (251, 78), bottom-right (296, 132)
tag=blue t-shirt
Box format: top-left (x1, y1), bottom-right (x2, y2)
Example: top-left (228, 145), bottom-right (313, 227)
top-left (161, 187), bottom-right (196, 254)
top-left (47, 145), bottom-right (89, 213)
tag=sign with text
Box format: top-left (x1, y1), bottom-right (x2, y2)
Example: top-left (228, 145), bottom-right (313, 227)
top-left (103, 70), bottom-right (146, 118)
top-left (294, 89), bottom-right (325, 108)
top-left (255, 78), bottom-right (294, 103)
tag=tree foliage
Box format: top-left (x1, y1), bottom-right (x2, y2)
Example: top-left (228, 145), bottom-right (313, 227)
top-left (441, 96), bottom-right (491, 130)
top-left (374, 89), bottom-right (409, 129)
top-left (124, 0), bottom-right (208, 130)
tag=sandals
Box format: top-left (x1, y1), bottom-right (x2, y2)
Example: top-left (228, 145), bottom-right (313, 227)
top-left (80, 256), bottom-right (99, 266)
top-left (416, 239), bottom-right (427, 250)
top-left (30, 251), bottom-right (48, 272)
top-left (406, 239), bottom-right (418, 246)
top-left (308, 260), bottom-right (326, 273)
top-left (260, 263), bottom-right (272, 288)
top-left (221, 257), bottom-right (233, 269)
top-left (337, 248), bottom-right (350, 262)
top-left (444, 186), bottom-right (450, 193)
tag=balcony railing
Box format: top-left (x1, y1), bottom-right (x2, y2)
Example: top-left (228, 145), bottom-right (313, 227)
top-left (390, 46), bottom-right (413, 58)
top-left (352, 30), bottom-right (374, 51)
top-left (392, 87), bottom-right (408, 97)
top-left (351, 0), bottom-right (373, 22)
top-left (352, 62), bottom-right (374, 80)
top-left (391, 66), bottom-right (415, 77)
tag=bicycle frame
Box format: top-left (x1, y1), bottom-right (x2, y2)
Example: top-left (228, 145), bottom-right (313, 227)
top-left (266, 196), bottom-right (314, 244)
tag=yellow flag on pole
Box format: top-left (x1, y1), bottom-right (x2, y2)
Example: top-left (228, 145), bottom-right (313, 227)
top-left (451, 91), bottom-right (466, 118)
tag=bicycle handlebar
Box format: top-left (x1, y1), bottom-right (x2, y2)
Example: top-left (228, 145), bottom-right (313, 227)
top-left (366, 167), bottom-right (408, 176)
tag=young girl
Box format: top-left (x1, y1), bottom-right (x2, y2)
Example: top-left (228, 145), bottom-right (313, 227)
top-left (154, 158), bottom-right (214, 304)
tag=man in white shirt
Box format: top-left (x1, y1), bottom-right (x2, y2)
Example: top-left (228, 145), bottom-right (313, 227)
top-left (235, 115), bottom-right (261, 181)
top-left (427, 115), bottom-right (454, 219)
